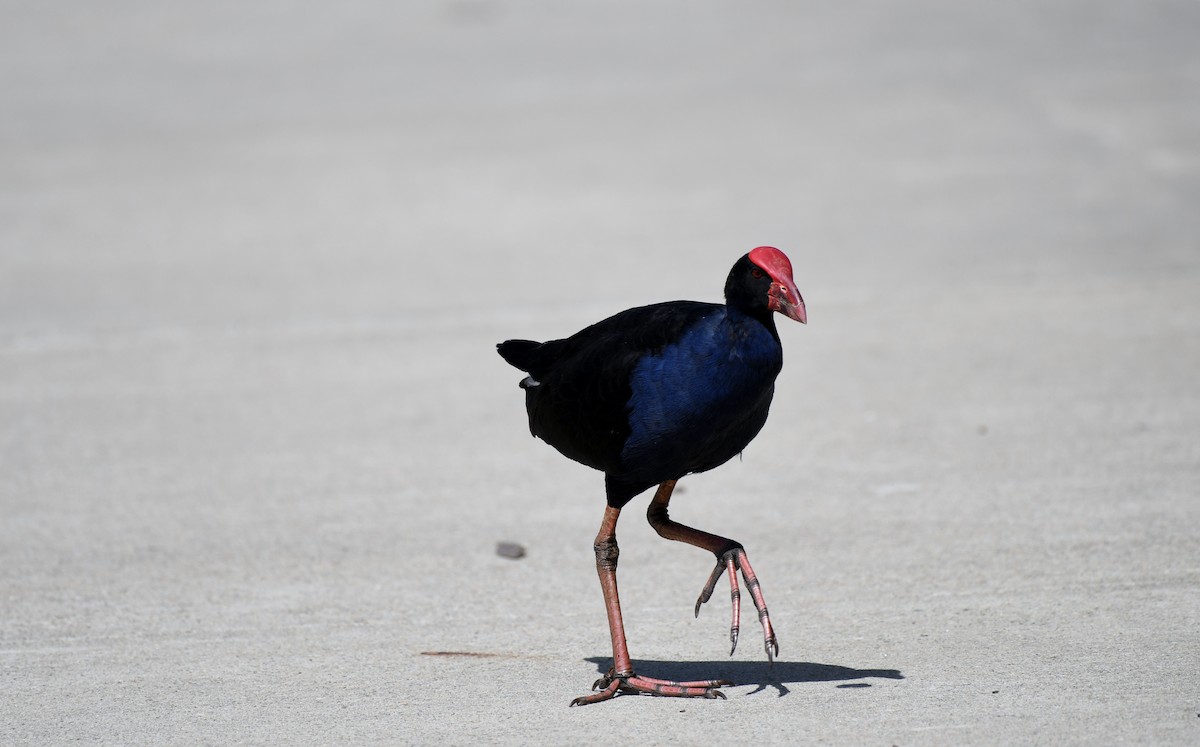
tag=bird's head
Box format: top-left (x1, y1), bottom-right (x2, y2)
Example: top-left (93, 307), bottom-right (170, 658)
top-left (725, 246), bottom-right (807, 324)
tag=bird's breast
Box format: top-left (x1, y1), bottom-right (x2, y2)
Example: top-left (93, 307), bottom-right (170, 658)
top-left (622, 312), bottom-right (781, 468)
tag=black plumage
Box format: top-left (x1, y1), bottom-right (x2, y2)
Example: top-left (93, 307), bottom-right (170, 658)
top-left (497, 246), bottom-right (806, 705)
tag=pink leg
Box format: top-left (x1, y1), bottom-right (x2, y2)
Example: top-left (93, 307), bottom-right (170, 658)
top-left (569, 504), bottom-right (733, 706)
top-left (647, 480), bottom-right (779, 660)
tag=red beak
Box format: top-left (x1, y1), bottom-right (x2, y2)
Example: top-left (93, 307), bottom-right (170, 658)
top-left (770, 280), bottom-right (807, 324)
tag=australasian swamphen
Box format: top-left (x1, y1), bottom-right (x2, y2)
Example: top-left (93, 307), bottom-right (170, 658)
top-left (497, 246), bottom-right (806, 705)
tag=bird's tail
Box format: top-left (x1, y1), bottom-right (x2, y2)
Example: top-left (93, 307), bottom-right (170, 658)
top-left (497, 339), bottom-right (550, 389)
top-left (496, 339), bottom-right (543, 371)
top-left (498, 337), bottom-right (570, 391)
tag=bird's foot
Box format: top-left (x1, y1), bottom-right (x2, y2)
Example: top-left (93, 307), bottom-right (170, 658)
top-left (569, 668), bottom-right (732, 706)
top-left (694, 548), bottom-right (779, 660)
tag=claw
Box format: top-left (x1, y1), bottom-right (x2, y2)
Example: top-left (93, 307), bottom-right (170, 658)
top-left (694, 560), bottom-right (725, 617)
top-left (570, 677), bottom-right (622, 707)
top-left (694, 548), bottom-right (778, 663)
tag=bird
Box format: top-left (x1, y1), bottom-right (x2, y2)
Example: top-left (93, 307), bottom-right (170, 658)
top-left (496, 246), bottom-right (806, 705)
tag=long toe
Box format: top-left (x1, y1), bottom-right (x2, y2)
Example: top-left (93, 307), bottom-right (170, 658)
top-left (695, 548), bottom-right (779, 661)
top-left (568, 673), bottom-right (732, 706)
top-left (570, 678), bottom-right (622, 707)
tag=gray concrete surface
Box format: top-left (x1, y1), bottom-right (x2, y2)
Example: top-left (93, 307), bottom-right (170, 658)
top-left (2, 1), bottom-right (1198, 744)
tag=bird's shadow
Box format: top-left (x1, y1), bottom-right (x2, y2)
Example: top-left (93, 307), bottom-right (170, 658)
top-left (584, 657), bottom-right (904, 697)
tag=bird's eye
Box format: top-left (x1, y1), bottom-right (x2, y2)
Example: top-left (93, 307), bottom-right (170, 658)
top-left (751, 268), bottom-right (765, 279)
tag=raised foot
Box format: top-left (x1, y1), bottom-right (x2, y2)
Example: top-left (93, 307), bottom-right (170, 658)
top-left (568, 669), bottom-right (733, 706)
top-left (694, 547), bottom-right (779, 660)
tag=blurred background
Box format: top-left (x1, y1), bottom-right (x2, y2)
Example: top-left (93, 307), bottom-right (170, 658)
top-left (2, 1), bottom-right (1197, 743)
top-left (7, 1), bottom-right (1195, 326)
